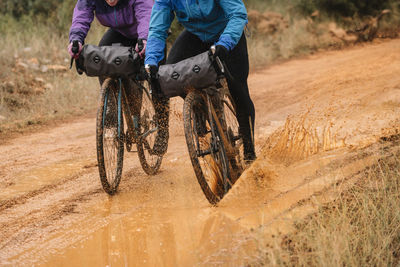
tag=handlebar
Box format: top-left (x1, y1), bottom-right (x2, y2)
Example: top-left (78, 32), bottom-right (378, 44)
top-left (209, 45), bottom-right (236, 84)
top-left (69, 41), bottom-right (84, 75)
top-left (137, 39), bottom-right (144, 52)
top-left (72, 40), bottom-right (80, 54)
top-left (210, 45), bottom-right (225, 74)
top-left (70, 40), bottom-right (80, 70)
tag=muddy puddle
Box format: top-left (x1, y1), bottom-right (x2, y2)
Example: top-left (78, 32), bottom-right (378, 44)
top-left (36, 145), bottom-right (377, 266)
top-left (40, 199), bottom-right (255, 266)
top-left (0, 158), bottom-right (94, 202)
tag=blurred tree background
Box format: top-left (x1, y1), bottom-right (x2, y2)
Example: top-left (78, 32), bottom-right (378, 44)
top-left (1, 0), bottom-right (398, 35)
top-left (295, 0), bottom-right (396, 17)
top-left (0, 0), bottom-right (76, 32)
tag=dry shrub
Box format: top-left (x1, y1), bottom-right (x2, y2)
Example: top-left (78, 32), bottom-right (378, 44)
top-left (246, 0), bottom-right (400, 69)
top-left (247, 10), bottom-right (289, 35)
top-left (0, 19), bottom-right (106, 133)
top-left (247, 15), bottom-right (344, 69)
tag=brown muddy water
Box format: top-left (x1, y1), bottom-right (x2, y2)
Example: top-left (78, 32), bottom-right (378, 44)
top-left (1, 39), bottom-right (400, 266)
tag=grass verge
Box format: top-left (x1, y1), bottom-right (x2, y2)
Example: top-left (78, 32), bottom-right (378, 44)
top-left (245, 1), bottom-right (400, 70)
top-left (255, 139), bottom-right (400, 266)
top-left (0, 16), bottom-right (106, 135)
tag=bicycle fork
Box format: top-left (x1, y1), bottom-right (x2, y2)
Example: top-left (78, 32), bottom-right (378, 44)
top-left (119, 79), bottom-right (140, 152)
top-left (205, 94), bottom-right (233, 192)
top-left (206, 94), bottom-right (235, 158)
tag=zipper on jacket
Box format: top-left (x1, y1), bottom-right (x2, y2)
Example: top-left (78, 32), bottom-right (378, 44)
top-left (114, 7), bottom-right (119, 26)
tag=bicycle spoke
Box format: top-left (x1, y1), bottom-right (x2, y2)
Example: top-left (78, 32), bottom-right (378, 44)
top-left (183, 90), bottom-right (232, 204)
top-left (136, 80), bottom-right (163, 175)
top-left (191, 113), bottom-right (226, 197)
top-left (140, 94), bottom-right (158, 163)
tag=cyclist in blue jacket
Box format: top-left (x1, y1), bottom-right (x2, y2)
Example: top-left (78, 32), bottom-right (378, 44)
top-left (145, 0), bottom-right (256, 162)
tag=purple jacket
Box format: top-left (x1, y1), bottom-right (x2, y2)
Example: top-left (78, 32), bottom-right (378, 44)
top-left (69, 0), bottom-right (153, 44)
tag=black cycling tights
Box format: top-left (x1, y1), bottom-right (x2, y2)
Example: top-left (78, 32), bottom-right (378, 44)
top-left (167, 30), bottom-right (256, 158)
top-left (99, 28), bottom-right (137, 47)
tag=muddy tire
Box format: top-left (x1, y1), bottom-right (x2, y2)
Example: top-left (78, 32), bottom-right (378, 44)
top-left (96, 78), bottom-right (124, 195)
top-left (183, 91), bottom-right (231, 205)
top-left (221, 89), bottom-right (244, 182)
top-left (136, 81), bottom-right (163, 175)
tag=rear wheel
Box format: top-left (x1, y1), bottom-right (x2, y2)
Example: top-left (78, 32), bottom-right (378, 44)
top-left (136, 80), bottom-right (163, 175)
top-left (96, 78), bottom-right (124, 195)
top-left (183, 91), bottom-right (231, 205)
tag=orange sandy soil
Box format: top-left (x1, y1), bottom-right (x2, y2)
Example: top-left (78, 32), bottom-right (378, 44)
top-left (0, 39), bottom-right (399, 266)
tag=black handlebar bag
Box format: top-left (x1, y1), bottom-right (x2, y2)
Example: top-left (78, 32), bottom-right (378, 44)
top-left (77, 44), bottom-right (140, 78)
top-left (158, 51), bottom-right (218, 98)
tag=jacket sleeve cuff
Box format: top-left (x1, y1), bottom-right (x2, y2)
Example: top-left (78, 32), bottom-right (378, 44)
top-left (215, 35), bottom-right (235, 51)
top-left (144, 59), bottom-right (158, 66)
top-left (69, 30), bottom-right (85, 45)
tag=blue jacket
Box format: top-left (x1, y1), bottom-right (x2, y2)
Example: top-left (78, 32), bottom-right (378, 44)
top-left (145, 0), bottom-right (248, 66)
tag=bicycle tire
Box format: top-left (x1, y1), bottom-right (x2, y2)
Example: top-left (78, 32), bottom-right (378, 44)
top-left (221, 89), bottom-right (244, 182)
top-left (183, 90), bottom-right (231, 205)
top-left (96, 78), bottom-right (124, 195)
top-left (136, 81), bottom-right (163, 175)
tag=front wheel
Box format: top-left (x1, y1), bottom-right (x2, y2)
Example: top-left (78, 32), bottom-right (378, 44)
top-left (96, 78), bottom-right (124, 195)
top-left (183, 91), bottom-right (231, 205)
top-left (221, 89), bottom-right (244, 182)
top-left (136, 80), bottom-right (163, 175)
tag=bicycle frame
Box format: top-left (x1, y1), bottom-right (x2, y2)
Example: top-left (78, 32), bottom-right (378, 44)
top-left (206, 93), bottom-right (235, 159)
top-left (199, 87), bottom-right (236, 160)
top-left (190, 86), bottom-right (238, 192)
top-left (200, 78), bottom-right (246, 179)
top-left (103, 77), bottom-right (158, 150)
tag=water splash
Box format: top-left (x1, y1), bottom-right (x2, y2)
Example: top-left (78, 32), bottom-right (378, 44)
top-left (264, 114), bottom-right (346, 165)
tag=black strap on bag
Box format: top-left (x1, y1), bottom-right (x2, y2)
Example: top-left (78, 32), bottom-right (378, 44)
top-left (209, 46), bottom-right (237, 87)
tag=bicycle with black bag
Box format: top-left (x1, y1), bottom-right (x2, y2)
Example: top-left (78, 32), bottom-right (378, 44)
top-left (70, 40), bottom-right (166, 195)
top-left (156, 46), bottom-right (245, 204)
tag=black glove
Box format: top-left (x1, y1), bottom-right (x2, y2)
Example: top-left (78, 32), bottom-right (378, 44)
top-left (137, 38), bottom-right (144, 51)
top-left (136, 38), bottom-right (147, 58)
top-left (213, 45), bottom-right (229, 62)
top-left (146, 64), bottom-right (164, 97)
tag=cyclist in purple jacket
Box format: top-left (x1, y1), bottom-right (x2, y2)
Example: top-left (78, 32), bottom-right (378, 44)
top-left (68, 0), bottom-right (170, 156)
top-left (68, 0), bottom-right (152, 58)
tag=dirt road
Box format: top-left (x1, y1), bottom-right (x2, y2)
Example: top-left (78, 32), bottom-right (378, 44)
top-left (1, 39), bottom-right (400, 266)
